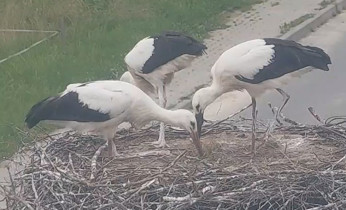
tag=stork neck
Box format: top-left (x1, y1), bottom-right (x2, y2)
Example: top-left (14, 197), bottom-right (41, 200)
top-left (152, 106), bottom-right (181, 126)
top-left (202, 84), bottom-right (225, 109)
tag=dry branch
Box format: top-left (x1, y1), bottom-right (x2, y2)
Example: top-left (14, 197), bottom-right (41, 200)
top-left (2, 115), bottom-right (346, 209)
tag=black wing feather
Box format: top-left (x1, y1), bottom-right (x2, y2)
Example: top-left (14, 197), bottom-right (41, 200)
top-left (25, 92), bottom-right (110, 128)
top-left (142, 31), bottom-right (207, 74)
top-left (235, 38), bottom-right (331, 84)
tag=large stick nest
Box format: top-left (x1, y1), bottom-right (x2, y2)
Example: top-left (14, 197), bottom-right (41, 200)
top-left (2, 114), bottom-right (346, 210)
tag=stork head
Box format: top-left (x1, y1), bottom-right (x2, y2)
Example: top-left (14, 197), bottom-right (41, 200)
top-left (173, 109), bottom-right (203, 156)
top-left (192, 87), bottom-right (220, 138)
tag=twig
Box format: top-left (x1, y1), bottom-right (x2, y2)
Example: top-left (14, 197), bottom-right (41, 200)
top-left (98, 202), bottom-right (128, 210)
top-left (4, 114), bottom-right (346, 209)
top-left (6, 167), bottom-right (15, 196)
top-left (2, 188), bottom-right (35, 210)
top-left (162, 151), bottom-right (187, 172)
top-left (306, 200), bottom-right (346, 210)
top-left (112, 150), bottom-right (171, 161)
top-left (31, 175), bottom-right (38, 205)
top-left (325, 116), bottom-right (346, 126)
top-left (163, 194), bottom-right (196, 203)
top-left (207, 103), bottom-right (251, 129)
top-left (126, 151), bottom-right (186, 187)
top-left (328, 154), bottom-right (346, 171)
top-left (268, 103), bottom-right (282, 125)
top-left (279, 112), bottom-right (300, 125)
top-left (308, 107), bottom-right (324, 124)
top-left (124, 178), bottom-right (157, 202)
top-left (307, 107), bottom-right (346, 140)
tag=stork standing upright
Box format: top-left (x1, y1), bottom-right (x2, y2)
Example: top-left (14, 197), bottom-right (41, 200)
top-left (25, 80), bottom-right (203, 156)
top-left (192, 38), bottom-right (331, 154)
top-left (124, 31), bottom-right (207, 147)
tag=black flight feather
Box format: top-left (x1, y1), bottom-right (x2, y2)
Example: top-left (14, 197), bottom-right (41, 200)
top-left (25, 92), bottom-right (110, 129)
top-left (235, 38), bottom-right (331, 84)
top-left (142, 31), bottom-right (207, 74)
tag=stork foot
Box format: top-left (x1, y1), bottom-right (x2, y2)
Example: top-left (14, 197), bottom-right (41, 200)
top-left (244, 135), bottom-right (260, 156)
top-left (150, 122), bottom-right (169, 148)
top-left (109, 149), bottom-right (120, 157)
top-left (100, 151), bottom-right (121, 157)
top-left (150, 139), bottom-right (170, 148)
top-left (100, 140), bottom-right (121, 157)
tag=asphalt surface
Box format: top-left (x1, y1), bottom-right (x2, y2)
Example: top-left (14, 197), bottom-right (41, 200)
top-left (256, 12), bottom-right (346, 124)
top-left (166, 0), bottom-right (326, 110)
top-left (205, 12), bottom-right (346, 125)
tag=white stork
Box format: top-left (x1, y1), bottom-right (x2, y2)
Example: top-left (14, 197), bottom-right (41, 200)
top-left (124, 31), bottom-right (207, 147)
top-left (25, 80), bottom-right (203, 156)
top-left (119, 71), bottom-right (158, 100)
top-left (192, 38), bottom-right (331, 154)
top-left (119, 71), bottom-right (134, 84)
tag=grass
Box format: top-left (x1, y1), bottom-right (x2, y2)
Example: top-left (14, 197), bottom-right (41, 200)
top-left (318, 0), bottom-right (336, 10)
top-left (271, 2), bottom-right (280, 7)
top-left (0, 0), bottom-right (262, 159)
top-left (279, 13), bottom-right (315, 34)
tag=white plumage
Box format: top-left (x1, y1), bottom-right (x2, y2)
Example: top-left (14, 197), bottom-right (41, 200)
top-left (124, 37), bottom-right (155, 73)
top-left (119, 71), bottom-right (134, 84)
top-left (124, 31), bottom-right (207, 147)
top-left (192, 38), bottom-right (331, 155)
top-left (25, 80), bottom-right (203, 156)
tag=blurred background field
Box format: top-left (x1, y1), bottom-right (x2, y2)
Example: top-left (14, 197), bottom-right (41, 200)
top-left (0, 0), bottom-right (261, 159)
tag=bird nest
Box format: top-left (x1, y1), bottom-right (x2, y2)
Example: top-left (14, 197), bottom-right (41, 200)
top-left (2, 113), bottom-right (346, 209)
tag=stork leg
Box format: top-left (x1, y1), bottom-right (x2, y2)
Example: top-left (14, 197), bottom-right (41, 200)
top-left (251, 97), bottom-right (257, 156)
top-left (275, 88), bottom-right (290, 122)
top-left (163, 85), bottom-right (168, 108)
top-left (107, 138), bottom-right (119, 157)
top-left (152, 85), bottom-right (168, 148)
top-left (99, 131), bottom-right (120, 157)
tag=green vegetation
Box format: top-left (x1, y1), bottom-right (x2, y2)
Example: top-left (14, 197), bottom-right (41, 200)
top-left (318, 0), bottom-right (336, 10)
top-left (0, 0), bottom-right (262, 159)
top-left (271, 2), bottom-right (280, 7)
top-left (279, 13), bottom-right (315, 34)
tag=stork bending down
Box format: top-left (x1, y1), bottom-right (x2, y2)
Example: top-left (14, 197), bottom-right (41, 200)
top-left (124, 31), bottom-right (206, 147)
top-left (25, 80), bottom-right (203, 156)
top-left (192, 38), bottom-right (331, 155)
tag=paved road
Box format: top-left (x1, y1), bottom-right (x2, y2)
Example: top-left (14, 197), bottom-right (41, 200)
top-left (258, 12), bottom-right (346, 124)
top-left (167, 0), bottom-right (326, 110)
top-left (205, 12), bottom-right (346, 124)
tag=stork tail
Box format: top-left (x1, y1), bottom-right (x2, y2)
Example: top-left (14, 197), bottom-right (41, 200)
top-left (25, 96), bottom-right (57, 128)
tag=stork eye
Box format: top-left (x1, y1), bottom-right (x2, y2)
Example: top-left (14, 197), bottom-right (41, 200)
top-left (190, 121), bottom-right (195, 129)
top-left (195, 104), bottom-right (200, 112)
